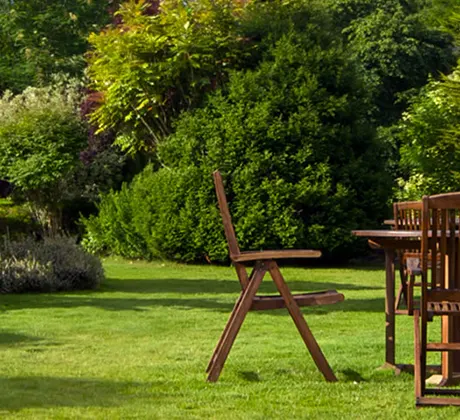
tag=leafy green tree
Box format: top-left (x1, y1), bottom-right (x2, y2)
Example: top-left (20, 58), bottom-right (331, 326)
top-left (87, 0), bottom-right (246, 153)
top-left (0, 78), bottom-right (87, 234)
top-left (0, 0), bottom-right (112, 93)
top-left (391, 69), bottom-right (460, 199)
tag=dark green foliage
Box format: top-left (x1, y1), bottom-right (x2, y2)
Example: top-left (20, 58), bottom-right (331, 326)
top-left (0, 0), bottom-right (112, 93)
top-left (0, 199), bottom-right (39, 239)
top-left (82, 184), bottom-right (148, 258)
top-left (83, 24), bottom-right (392, 262)
top-left (0, 236), bottom-right (104, 293)
top-left (329, 0), bottom-right (456, 125)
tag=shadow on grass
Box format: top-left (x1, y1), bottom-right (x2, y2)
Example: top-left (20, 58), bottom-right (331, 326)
top-left (0, 294), bottom-right (385, 314)
top-left (0, 332), bottom-right (42, 347)
top-left (0, 270), bottom-right (386, 314)
top-left (0, 376), bottom-right (146, 411)
top-left (239, 371), bottom-right (261, 382)
top-left (339, 368), bottom-right (366, 383)
top-left (102, 277), bottom-right (383, 295)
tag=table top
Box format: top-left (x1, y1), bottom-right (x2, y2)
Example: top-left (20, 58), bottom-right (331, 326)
top-left (353, 230), bottom-right (460, 243)
top-left (352, 230), bottom-right (422, 238)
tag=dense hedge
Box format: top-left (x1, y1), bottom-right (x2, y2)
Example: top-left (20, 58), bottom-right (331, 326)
top-left (82, 26), bottom-right (392, 262)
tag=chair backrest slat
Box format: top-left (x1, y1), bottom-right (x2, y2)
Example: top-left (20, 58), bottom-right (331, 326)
top-left (393, 201), bottom-right (422, 231)
top-left (213, 171), bottom-right (240, 259)
top-left (393, 201), bottom-right (422, 256)
top-left (422, 193), bottom-right (460, 291)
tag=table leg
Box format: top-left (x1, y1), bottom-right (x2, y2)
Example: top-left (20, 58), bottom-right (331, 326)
top-left (384, 248), bottom-right (395, 368)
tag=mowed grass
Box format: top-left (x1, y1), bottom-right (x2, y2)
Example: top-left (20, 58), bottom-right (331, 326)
top-left (0, 258), bottom-right (456, 419)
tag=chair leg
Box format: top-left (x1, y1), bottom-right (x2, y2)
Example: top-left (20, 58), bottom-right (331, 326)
top-left (206, 291), bottom-right (244, 373)
top-left (395, 264), bottom-right (407, 311)
top-left (207, 263), bottom-right (266, 382)
top-left (414, 309), bottom-right (422, 400)
top-left (395, 285), bottom-right (404, 311)
top-left (206, 265), bottom-right (255, 373)
top-left (420, 307), bottom-right (428, 397)
top-left (268, 261), bottom-right (337, 382)
top-left (407, 274), bottom-right (415, 316)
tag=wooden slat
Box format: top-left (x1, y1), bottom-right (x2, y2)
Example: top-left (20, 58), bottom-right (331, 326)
top-left (213, 171), bottom-right (240, 260)
top-left (234, 263), bottom-right (249, 289)
top-left (428, 193), bottom-right (460, 209)
top-left (440, 209), bottom-right (447, 288)
top-left (427, 289), bottom-right (460, 302)
top-left (431, 208), bottom-right (438, 288)
top-left (353, 230), bottom-right (421, 237)
top-left (251, 290), bottom-right (344, 311)
top-left (427, 343), bottom-right (460, 351)
top-left (233, 249), bottom-right (321, 262)
top-left (449, 209), bottom-right (456, 288)
top-left (457, 219), bottom-right (460, 288)
top-left (394, 201), bottom-right (422, 212)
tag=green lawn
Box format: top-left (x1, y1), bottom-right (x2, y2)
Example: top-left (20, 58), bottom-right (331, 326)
top-left (0, 258), bottom-right (457, 419)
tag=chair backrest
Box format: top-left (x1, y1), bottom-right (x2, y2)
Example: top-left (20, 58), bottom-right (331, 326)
top-left (421, 193), bottom-right (460, 291)
top-left (393, 200), bottom-right (423, 231)
top-left (213, 171), bottom-right (241, 260)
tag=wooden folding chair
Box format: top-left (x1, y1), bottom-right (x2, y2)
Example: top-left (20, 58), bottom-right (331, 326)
top-left (414, 192), bottom-right (460, 406)
top-left (393, 201), bottom-right (423, 316)
top-left (207, 171), bottom-right (344, 382)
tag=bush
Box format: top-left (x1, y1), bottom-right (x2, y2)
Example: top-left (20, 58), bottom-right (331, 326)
top-left (82, 24), bottom-right (392, 262)
top-left (81, 184), bottom-right (148, 259)
top-left (0, 236), bottom-right (104, 293)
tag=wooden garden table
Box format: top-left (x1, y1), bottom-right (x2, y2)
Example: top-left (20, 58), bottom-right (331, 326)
top-left (352, 229), bottom-right (460, 384)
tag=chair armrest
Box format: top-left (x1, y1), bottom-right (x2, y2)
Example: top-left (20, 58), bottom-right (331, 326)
top-left (232, 249), bottom-right (321, 262)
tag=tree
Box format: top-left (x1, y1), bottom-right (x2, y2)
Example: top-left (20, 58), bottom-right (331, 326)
top-left (0, 79), bottom-right (87, 234)
top-left (87, 0), bottom-right (251, 153)
top-left (391, 69), bottom-right (460, 199)
top-left (0, 0), bottom-right (112, 93)
top-left (329, 0), bottom-right (456, 125)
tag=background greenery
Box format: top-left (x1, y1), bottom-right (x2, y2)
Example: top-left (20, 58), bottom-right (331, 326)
top-left (1, 0), bottom-right (460, 263)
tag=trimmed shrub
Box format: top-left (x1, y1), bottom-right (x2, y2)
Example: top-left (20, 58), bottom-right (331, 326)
top-left (82, 26), bottom-right (392, 262)
top-left (81, 184), bottom-right (148, 259)
top-left (0, 236), bottom-right (104, 293)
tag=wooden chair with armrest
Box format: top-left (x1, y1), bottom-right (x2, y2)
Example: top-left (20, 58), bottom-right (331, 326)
top-left (414, 192), bottom-right (460, 406)
top-left (206, 171), bottom-right (344, 382)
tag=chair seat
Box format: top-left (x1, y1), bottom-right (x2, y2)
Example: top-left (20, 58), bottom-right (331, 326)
top-left (428, 301), bottom-right (460, 315)
top-left (251, 290), bottom-right (344, 311)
